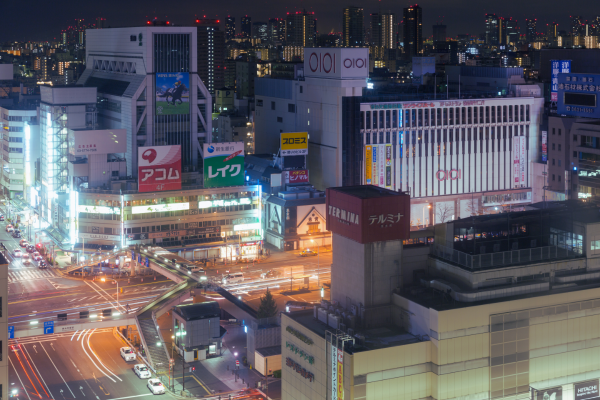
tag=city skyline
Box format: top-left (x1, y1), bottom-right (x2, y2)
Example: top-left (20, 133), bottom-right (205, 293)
top-left (1, 0), bottom-right (599, 42)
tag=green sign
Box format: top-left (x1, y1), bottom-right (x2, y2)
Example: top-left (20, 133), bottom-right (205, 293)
top-left (203, 142), bottom-right (245, 188)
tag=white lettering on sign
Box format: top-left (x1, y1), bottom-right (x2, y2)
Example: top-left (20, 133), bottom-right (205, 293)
top-left (368, 213), bottom-right (404, 228)
top-left (328, 205), bottom-right (359, 225)
top-left (436, 169), bottom-right (462, 181)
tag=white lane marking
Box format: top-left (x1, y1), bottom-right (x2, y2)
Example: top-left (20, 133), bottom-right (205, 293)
top-left (77, 329), bottom-right (86, 342)
top-left (8, 354), bottom-right (33, 400)
top-left (87, 329), bottom-right (122, 382)
top-left (85, 281), bottom-right (127, 313)
top-left (71, 330), bottom-right (79, 341)
top-left (80, 330), bottom-right (116, 383)
top-left (40, 342), bottom-right (76, 398)
top-left (23, 343), bottom-right (55, 399)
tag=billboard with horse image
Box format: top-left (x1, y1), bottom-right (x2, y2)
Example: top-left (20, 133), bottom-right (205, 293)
top-left (155, 72), bottom-right (190, 115)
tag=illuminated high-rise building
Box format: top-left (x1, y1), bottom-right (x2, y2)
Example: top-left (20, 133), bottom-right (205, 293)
top-left (432, 23), bottom-right (446, 42)
top-left (252, 22), bottom-right (268, 42)
top-left (370, 12), bottom-right (396, 49)
top-left (96, 17), bottom-right (107, 29)
top-left (526, 18), bottom-right (537, 42)
top-left (547, 22), bottom-right (558, 39)
top-left (241, 16), bottom-right (251, 39)
top-left (342, 7), bottom-right (364, 47)
top-left (268, 18), bottom-right (285, 43)
top-left (571, 15), bottom-right (584, 36)
top-left (485, 13), bottom-right (500, 45)
top-left (195, 18), bottom-right (225, 95)
top-left (285, 10), bottom-right (316, 47)
top-left (403, 4), bottom-right (422, 59)
top-left (226, 16), bottom-right (235, 40)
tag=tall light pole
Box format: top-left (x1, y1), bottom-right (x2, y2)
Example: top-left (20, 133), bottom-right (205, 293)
top-left (311, 239), bottom-right (319, 289)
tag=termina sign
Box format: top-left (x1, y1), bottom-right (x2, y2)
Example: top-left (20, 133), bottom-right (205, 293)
top-left (304, 48), bottom-right (368, 79)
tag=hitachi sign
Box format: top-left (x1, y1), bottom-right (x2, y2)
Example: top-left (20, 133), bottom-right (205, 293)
top-left (328, 205), bottom-right (360, 225)
top-left (304, 48), bottom-right (369, 80)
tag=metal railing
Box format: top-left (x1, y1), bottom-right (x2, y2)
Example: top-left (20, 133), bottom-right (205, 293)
top-left (431, 245), bottom-right (582, 271)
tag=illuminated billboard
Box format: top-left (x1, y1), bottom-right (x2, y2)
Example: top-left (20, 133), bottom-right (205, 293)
top-left (198, 198), bottom-right (251, 208)
top-left (155, 73), bottom-right (190, 115)
top-left (69, 129), bottom-right (126, 155)
top-left (203, 142), bottom-right (245, 188)
top-left (78, 205), bottom-right (120, 214)
top-left (138, 145), bottom-right (182, 193)
top-left (131, 203), bottom-right (189, 214)
top-left (280, 132), bottom-right (308, 156)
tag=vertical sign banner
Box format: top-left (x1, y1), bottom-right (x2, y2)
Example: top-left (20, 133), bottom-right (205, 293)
top-left (520, 136), bottom-right (527, 186)
top-left (365, 145), bottom-right (372, 184)
top-left (337, 350), bottom-right (344, 400)
top-left (138, 145), bottom-right (182, 192)
top-left (372, 145), bottom-right (378, 187)
top-left (513, 137), bottom-right (520, 186)
top-left (542, 131), bottom-right (548, 162)
top-left (550, 60), bottom-right (571, 102)
top-left (155, 73), bottom-right (190, 115)
top-left (379, 145), bottom-right (385, 187)
top-left (331, 346), bottom-right (338, 400)
top-left (385, 144), bottom-right (392, 188)
top-left (203, 142), bottom-right (245, 188)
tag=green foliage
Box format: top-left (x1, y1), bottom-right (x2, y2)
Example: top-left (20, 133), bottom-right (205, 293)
top-left (257, 288), bottom-right (278, 318)
top-left (272, 369), bottom-right (281, 378)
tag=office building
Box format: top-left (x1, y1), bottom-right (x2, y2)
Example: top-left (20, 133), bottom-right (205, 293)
top-left (432, 23), bottom-right (446, 42)
top-left (252, 21), bottom-right (268, 42)
top-left (403, 4), bottom-right (422, 60)
top-left (241, 16), bottom-right (252, 39)
top-left (505, 17), bottom-right (519, 44)
top-left (526, 18), bottom-right (537, 42)
top-left (571, 15), bottom-right (584, 36)
top-left (283, 192), bottom-right (600, 400)
top-left (485, 14), bottom-right (500, 45)
top-left (226, 16), bottom-right (235, 40)
top-left (370, 12), bottom-right (397, 58)
top-left (195, 19), bottom-right (226, 95)
top-left (268, 18), bottom-right (285, 43)
top-left (80, 25), bottom-right (212, 174)
top-left (0, 105), bottom-right (39, 200)
top-left (96, 17), bottom-right (107, 29)
top-left (285, 10), bottom-right (316, 48)
top-left (547, 22), bottom-right (558, 40)
top-left (0, 253), bottom-right (9, 400)
top-left (342, 7), bottom-right (365, 47)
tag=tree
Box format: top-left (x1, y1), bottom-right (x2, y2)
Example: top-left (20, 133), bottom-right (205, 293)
top-left (257, 288), bottom-right (278, 318)
top-left (436, 203), bottom-right (454, 223)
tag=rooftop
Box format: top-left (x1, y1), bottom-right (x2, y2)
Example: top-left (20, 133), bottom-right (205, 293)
top-left (285, 310), bottom-right (420, 354)
top-left (173, 301), bottom-right (220, 321)
top-left (329, 185), bottom-right (405, 199)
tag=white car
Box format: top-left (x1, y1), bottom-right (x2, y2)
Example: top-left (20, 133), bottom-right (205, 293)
top-left (147, 378), bottom-right (165, 395)
top-left (120, 347), bottom-right (136, 361)
top-left (33, 252), bottom-right (42, 261)
top-left (134, 364), bottom-right (151, 379)
top-left (13, 249), bottom-right (22, 257)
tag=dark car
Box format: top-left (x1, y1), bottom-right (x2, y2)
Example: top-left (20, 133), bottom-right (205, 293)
top-left (26, 245), bottom-right (35, 253)
top-left (38, 260), bottom-right (47, 269)
top-left (12, 231), bottom-right (20, 238)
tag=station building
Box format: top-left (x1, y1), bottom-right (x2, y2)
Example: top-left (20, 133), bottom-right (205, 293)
top-left (282, 189), bottom-right (600, 400)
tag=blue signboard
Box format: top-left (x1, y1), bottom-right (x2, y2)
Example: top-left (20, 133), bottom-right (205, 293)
top-left (551, 60), bottom-right (571, 102)
top-left (145, 257), bottom-right (150, 268)
top-left (44, 321), bottom-right (54, 334)
top-left (131, 250), bottom-right (135, 260)
top-left (8, 325), bottom-right (14, 339)
top-left (557, 73), bottom-right (600, 118)
top-left (138, 253), bottom-right (142, 263)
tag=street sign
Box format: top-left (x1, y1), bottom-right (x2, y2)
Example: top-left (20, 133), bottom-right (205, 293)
top-left (236, 360), bottom-right (239, 366)
top-left (138, 254), bottom-right (142, 263)
top-left (145, 257), bottom-right (150, 268)
top-left (8, 325), bottom-right (14, 339)
top-left (131, 250), bottom-right (135, 260)
top-left (44, 321), bottom-right (54, 334)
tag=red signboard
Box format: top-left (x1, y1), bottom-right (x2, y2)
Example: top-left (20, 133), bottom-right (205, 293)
top-left (138, 145), bottom-right (182, 193)
top-left (285, 170), bottom-right (309, 184)
top-left (326, 186), bottom-right (410, 244)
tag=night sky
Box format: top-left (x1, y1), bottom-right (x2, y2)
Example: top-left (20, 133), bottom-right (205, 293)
top-left (1, 0), bottom-right (596, 42)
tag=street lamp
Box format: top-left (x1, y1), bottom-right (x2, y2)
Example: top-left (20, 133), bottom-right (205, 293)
top-left (423, 204), bottom-right (431, 228)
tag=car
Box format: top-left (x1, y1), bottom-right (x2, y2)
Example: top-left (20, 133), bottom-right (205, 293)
top-left (0, 215), bottom-right (4, 221)
top-left (260, 269), bottom-right (282, 279)
top-left (12, 231), bottom-right (20, 238)
top-left (13, 249), bottom-right (22, 257)
top-left (21, 253), bottom-right (30, 260)
top-left (19, 239), bottom-right (28, 248)
top-left (38, 260), bottom-right (47, 269)
top-left (134, 364), bottom-right (151, 379)
top-left (120, 347), bottom-right (136, 361)
top-left (185, 265), bottom-right (204, 274)
top-left (5, 225), bottom-right (13, 232)
top-left (26, 245), bottom-right (35, 253)
top-left (222, 272), bottom-right (244, 285)
top-left (147, 379), bottom-right (165, 395)
top-left (33, 252), bottom-right (42, 261)
top-left (300, 249), bottom-right (318, 257)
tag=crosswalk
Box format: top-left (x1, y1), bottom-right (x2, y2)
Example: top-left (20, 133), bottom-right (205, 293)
top-left (8, 269), bottom-right (56, 283)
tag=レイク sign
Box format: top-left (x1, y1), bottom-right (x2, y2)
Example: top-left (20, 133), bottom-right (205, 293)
top-left (203, 142), bottom-right (245, 188)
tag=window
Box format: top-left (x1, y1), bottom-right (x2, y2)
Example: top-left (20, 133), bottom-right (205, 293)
top-left (288, 104), bottom-right (296, 113)
top-left (552, 128), bottom-right (555, 135)
top-left (574, 151), bottom-right (578, 157)
top-left (558, 144), bottom-right (562, 151)
top-left (112, 171), bottom-right (119, 176)
top-left (277, 117), bottom-right (282, 123)
top-left (558, 129), bottom-right (562, 135)
top-left (558, 175), bottom-right (561, 182)
top-left (552, 143), bottom-right (556, 150)
top-left (271, 102), bottom-right (275, 110)
top-left (552, 174), bottom-right (555, 181)
top-left (552, 159), bottom-right (555, 165)
top-left (8, 137), bottom-right (22, 143)
top-left (256, 99), bottom-right (263, 107)
top-left (558, 160), bottom-right (562, 166)
top-left (574, 135), bottom-right (578, 141)
top-left (9, 148), bottom-right (22, 153)
top-left (130, 35), bottom-right (137, 41)
top-left (299, 86), bottom-right (303, 93)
